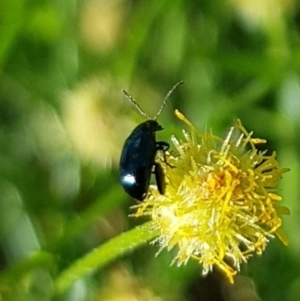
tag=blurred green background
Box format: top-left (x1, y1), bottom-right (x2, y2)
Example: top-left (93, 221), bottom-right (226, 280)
top-left (0, 0), bottom-right (299, 300)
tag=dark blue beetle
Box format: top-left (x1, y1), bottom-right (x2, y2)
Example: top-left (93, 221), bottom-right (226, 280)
top-left (120, 81), bottom-right (183, 201)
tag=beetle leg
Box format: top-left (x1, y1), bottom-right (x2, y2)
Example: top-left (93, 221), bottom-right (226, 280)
top-left (154, 162), bottom-right (165, 194)
top-left (156, 141), bottom-right (169, 151)
top-left (156, 141), bottom-right (173, 168)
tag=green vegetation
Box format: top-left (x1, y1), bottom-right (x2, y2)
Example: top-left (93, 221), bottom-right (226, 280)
top-left (0, 0), bottom-right (299, 300)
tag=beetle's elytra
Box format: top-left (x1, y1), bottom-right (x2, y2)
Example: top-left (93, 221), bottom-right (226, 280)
top-left (119, 81), bottom-right (184, 201)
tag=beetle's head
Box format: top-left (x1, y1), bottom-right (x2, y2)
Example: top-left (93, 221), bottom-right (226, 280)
top-left (144, 120), bottom-right (163, 132)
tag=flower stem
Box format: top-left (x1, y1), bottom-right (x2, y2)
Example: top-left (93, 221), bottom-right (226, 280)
top-left (54, 221), bottom-right (157, 295)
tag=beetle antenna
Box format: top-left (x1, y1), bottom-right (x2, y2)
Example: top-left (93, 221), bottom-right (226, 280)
top-left (122, 89), bottom-right (151, 120)
top-left (154, 81), bottom-right (184, 120)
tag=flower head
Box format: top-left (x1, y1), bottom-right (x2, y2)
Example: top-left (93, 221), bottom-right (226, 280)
top-left (133, 110), bottom-right (290, 283)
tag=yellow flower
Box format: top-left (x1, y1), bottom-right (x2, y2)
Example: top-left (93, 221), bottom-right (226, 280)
top-left (133, 110), bottom-right (290, 283)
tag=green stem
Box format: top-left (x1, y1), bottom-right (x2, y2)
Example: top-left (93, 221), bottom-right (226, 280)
top-left (54, 221), bottom-right (158, 295)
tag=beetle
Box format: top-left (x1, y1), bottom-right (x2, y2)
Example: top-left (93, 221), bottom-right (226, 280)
top-left (119, 81), bottom-right (184, 201)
